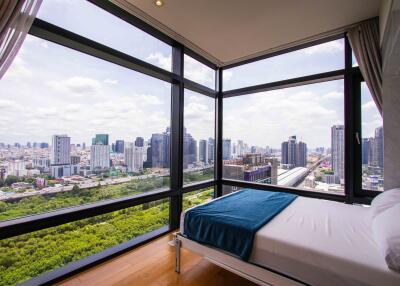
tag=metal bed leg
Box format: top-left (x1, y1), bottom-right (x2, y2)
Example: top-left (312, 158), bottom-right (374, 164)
top-left (174, 234), bottom-right (182, 273)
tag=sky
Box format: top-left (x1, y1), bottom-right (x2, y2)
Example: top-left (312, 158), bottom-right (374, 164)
top-left (0, 0), bottom-right (382, 148)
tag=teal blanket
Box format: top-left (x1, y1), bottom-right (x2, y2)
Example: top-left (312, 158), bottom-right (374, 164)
top-left (183, 189), bottom-right (297, 260)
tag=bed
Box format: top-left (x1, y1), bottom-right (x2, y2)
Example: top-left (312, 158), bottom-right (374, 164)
top-left (174, 189), bottom-right (400, 286)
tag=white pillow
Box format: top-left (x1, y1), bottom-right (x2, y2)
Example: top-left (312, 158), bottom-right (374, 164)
top-left (370, 188), bottom-right (400, 220)
top-left (372, 204), bottom-right (400, 272)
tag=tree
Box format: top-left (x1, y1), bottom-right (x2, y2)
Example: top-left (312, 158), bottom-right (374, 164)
top-left (4, 176), bottom-right (19, 186)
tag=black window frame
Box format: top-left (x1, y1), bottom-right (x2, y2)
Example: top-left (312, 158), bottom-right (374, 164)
top-left (0, 0), bottom-right (378, 284)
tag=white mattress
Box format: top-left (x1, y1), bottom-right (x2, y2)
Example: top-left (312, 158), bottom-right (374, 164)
top-left (181, 196), bottom-right (400, 286)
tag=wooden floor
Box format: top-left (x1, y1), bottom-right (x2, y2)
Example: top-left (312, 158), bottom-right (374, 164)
top-left (58, 233), bottom-right (257, 286)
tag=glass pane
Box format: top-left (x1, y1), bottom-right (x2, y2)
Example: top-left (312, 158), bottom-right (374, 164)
top-left (223, 39), bottom-right (344, 90)
top-left (183, 187), bottom-right (214, 211)
top-left (36, 0), bottom-right (171, 71)
top-left (183, 90), bottom-right (215, 185)
top-left (0, 199), bottom-right (169, 286)
top-left (361, 82), bottom-right (383, 191)
top-left (223, 80), bottom-right (345, 194)
top-left (184, 55), bottom-right (215, 89)
top-left (0, 35), bottom-right (170, 221)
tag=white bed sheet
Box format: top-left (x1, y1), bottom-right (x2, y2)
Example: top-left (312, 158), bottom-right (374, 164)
top-left (181, 196), bottom-right (400, 286)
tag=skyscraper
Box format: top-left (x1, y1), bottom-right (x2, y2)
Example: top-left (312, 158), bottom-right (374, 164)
top-left (207, 138), bottom-right (215, 163)
top-left (90, 144), bottom-right (110, 172)
top-left (51, 135), bottom-right (71, 165)
top-left (281, 141), bottom-right (288, 164)
top-left (135, 137), bottom-right (144, 147)
top-left (331, 125), bottom-right (345, 183)
top-left (151, 129), bottom-right (170, 168)
top-left (373, 126), bottom-right (384, 168)
top-left (125, 143), bottom-right (143, 172)
top-left (222, 139), bottom-right (231, 160)
top-left (362, 138), bottom-right (370, 165)
top-left (115, 140), bottom-right (125, 153)
top-left (199, 139), bottom-right (208, 163)
top-left (92, 134), bottom-right (109, 146)
top-left (281, 136), bottom-right (307, 168)
top-left (183, 130), bottom-right (197, 168)
top-left (296, 141), bottom-right (307, 167)
top-left (287, 136), bottom-right (297, 166)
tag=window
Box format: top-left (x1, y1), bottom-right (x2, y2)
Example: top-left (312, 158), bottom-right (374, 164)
top-left (223, 39), bottom-right (344, 91)
top-left (0, 36), bottom-right (170, 221)
top-left (0, 199), bottom-right (169, 286)
top-left (182, 188), bottom-right (214, 210)
top-left (184, 55), bottom-right (215, 89)
top-left (183, 89), bottom-right (215, 185)
top-left (361, 82), bottom-right (383, 191)
top-left (36, 0), bottom-right (172, 71)
top-left (223, 80), bottom-right (345, 195)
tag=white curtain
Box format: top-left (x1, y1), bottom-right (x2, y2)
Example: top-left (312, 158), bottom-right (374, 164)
top-left (348, 18), bottom-right (383, 115)
top-left (0, 0), bottom-right (42, 79)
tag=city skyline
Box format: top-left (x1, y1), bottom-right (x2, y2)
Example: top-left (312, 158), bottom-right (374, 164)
top-left (0, 2), bottom-right (381, 149)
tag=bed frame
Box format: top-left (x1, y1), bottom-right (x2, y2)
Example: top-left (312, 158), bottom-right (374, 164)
top-left (173, 232), bottom-right (305, 286)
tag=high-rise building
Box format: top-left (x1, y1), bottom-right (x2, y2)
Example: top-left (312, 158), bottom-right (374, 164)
top-left (281, 141), bottom-right (288, 164)
top-left (287, 136), bottom-right (297, 166)
top-left (199, 139), bottom-right (208, 163)
top-left (70, 155), bottom-right (81, 165)
top-left (362, 138), bottom-right (370, 165)
top-left (281, 136), bottom-right (307, 168)
top-left (207, 138), bottom-right (215, 163)
top-left (51, 135), bottom-right (71, 165)
top-left (372, 126), bottom-right (384, 168)
top-left (115, 140), bottom-right (125, 153)
top-left (237, 140), bottom-right (244, 156)
top-left (222, 139), bottom-right (231, 160)
top-left (296, 141), bottom-right (307, 167)
top-left (183, 130), bottom-right (197, 168)
top-left (135, 137), bottom-right (144, 147)
top-left (331, 125), bottom-right (345, 183)
top-left (125, 143), bottom-right (144, 172)
top-left (90, 144), bottom-right (110, 172)
top-left (82, 142), bottom-right (86, 150)
top-left (144, 143), bottom-right (153, 168)
top-left (92, 134), bottom-right (109, 146)
top-left (151, 129), bottom-right (170, 168)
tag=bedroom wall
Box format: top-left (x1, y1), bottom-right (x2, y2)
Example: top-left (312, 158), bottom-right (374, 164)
top-left (382, 0), bottom-right (400, 190)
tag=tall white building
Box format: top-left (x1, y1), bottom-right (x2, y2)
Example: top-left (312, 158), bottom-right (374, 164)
top-left (51, 135), bottom-right (71, 165)
top-left (90, 144), bottom-right (110, 172)
top-left (331, 125), bottom-right (345, 183)
top-left (124, 143), bottom-right (143, 172)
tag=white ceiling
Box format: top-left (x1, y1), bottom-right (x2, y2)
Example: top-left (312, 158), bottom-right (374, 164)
top-left (115, 0), bottom-right (381, 66)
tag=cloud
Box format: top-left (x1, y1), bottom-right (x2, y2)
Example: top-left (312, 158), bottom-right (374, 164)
top-left (184, 55), bottom-right (214, 86)
top-left (104, 78), bottom-right (118, 85)
top-left (147, 52), bottom-right (171, 70)
top-left (362, 100), bottom-right (377, 111)
top-left (303, 40), bottom-right (344, 55)
top-left (40, 42), bottom-right (49, 49)
top-left (3, 56), bottom-right (32, 79)
top-left (322, 91), bottom-right (343, 100)
top-left (47, 76), bottom-right (102, 96)
top-left (0, 99), bottom-right (20, 110)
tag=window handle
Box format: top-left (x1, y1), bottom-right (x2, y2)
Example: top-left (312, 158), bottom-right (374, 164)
top-left (355, 132), bottom-right (361, 145)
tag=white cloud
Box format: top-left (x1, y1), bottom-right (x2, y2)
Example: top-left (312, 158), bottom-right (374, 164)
top-left (47, 76), bottom-right (102, 96)
top-left (40, 42), bottom-right (49, 49)
top-left (3, 56), bottom-right (32, 79)
top-left (0, 99), bottom-right (20, 110)
top-left (322, 91), bottom-right (343, 100)
top-left (104, 78), bottom-right (118, 85)
top-left (147, 52), bottom-right (171, 70)
top-left (303, 40), bottom-right (344, 55)
top-left (362, 100), bottom-right (377, 111)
